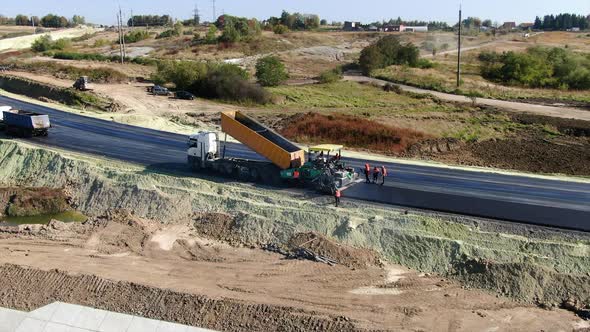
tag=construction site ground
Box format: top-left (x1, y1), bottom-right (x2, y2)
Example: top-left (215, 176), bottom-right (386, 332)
top-left (0, 217), bottom-right (586, 332)
top-left (0, 140), bottom-right (589, 331)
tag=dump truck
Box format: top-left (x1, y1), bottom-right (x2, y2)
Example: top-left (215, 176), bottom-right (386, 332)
top-left (1, 110), bottom-right (50, 137)
top-left (187, 111), bottom-right (356, 194)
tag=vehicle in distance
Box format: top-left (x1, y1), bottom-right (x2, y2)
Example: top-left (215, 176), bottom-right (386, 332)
top-left (1, 109), bottom-right (50, 137)
top-left (149, 85), bottom-right (171, 96)
top-left (73, 76), bottom-right (93, 91)
top-left (175, 91), bottom-right (196, 100)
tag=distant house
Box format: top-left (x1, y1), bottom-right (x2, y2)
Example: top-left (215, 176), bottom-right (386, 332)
top-left (343, 21), bottom-right (362, 31)
top-left (404, 26), bottom-right (428, 32)
top-left (383, 25), bottom-right (403, 32)
top-left (367, 25), bottom-right (379, 32)
top-left (519, 23), bottom-right (534, 30)
top-left (570, 27), bottom-right (581, 32)
top-left (383, 25), bottom-right (428, 33)
top-left (501, 22), bottom-right (517, 30)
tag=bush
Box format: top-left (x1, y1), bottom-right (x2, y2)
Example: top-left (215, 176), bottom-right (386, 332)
top-left (318, 67), bottom-right (343, 84)
top-left (152, 60), bottom-right (270, 104)
top-left (124, 30), bottom-right (150, 43)
top-left (415, 58), bottom-right (434, 69)
top-left (255, 56), bottom-right (289, 87)
top-left (273, 24), bottom-right (289, 34)
top-left (359, 36), bottom-right (420, 75)
top-left (12, 61), bottom-right (128, 83)
top-left (156, 29), bottom-right (179, 39)
top-left (479, 47), bottom-right (590, 89)
top-left (31, 35), bottom-right (53, 52)
top-left (205, 25), bottom-right (218, 44)
top-left (31, 35), bottom-right (71, 52)
top-left (93, 39), bottom-right (111, 48)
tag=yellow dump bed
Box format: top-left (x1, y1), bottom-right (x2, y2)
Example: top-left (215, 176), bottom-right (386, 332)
top-left (221, 111), bottom-right (305, 170)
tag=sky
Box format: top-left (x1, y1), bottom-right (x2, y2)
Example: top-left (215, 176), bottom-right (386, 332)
top-left (1, 0), bottom-right (589, 26)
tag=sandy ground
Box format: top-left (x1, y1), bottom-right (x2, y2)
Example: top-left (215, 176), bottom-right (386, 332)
top-left (0, 217), bottom-right (586, 332)
top-left (0, 26), bottom-right (99, 52)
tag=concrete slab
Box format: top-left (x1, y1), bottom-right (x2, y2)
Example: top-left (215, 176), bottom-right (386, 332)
top-left (156, 320), bottom-right (190, 332)
top-left (0, 302), bottom-right (217, 332)
top-left (69, 306), bottom-right (108, 330)
top-left (43, 322), bottom-right (72, 332)
top-left (0, 308), bottom-right (27, 332)
top-left (14, 317), bottom-right (46, 332)
top-left (127, 316), bottom-right (160, 332)
top-left (49, 302), bottom-right (84, 326)
top-left (97, 311), bottom-right (134, 332)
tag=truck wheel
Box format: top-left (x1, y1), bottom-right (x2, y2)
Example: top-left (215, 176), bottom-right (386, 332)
top-left (249, 167), bottom-right (260, 182)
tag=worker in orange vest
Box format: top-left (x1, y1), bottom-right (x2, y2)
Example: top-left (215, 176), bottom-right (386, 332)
top-left (364, 163), bottom-right (371, 183)
top-left (335, 189), bottom-right (341, 207)
top-left (372, 167), bottom-right (380, 184)
top-left (381, 165), bottom-right (388, 185)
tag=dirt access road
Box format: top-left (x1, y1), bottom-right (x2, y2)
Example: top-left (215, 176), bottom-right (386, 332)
top-left (0, 215), bottom-right (586, 332)
top-left (345, 74), bottom-right (590, 121)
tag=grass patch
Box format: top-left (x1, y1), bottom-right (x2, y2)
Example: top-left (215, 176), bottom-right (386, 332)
top-left (10, 61), bottom-right (128, 83)
top-left (280, 112), bottom-right (430, 154)
top-left (374, 58), bottom-right (590, 104)
top-left (268, 81), bottom-right (458, 115)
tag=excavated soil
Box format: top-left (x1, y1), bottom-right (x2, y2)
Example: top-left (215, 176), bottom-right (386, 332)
top-left (0, 264), bottom-right (362, 332)
top-left (288, 232), bottom-right (383, 269)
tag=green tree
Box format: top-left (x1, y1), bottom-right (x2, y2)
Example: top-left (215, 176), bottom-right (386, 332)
top-left (255, 55), bottom-right (289, 86)
top-left (272, 24), bottom-right (289, 34)
top-left (15, 15), bottom-right (29, 26)
top-left (71, 15), bottom-right (85, 26)
top-left (205, 24), bottom-right (218, 44)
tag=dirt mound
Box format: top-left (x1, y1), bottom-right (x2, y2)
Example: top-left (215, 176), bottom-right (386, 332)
top-left (85, 209), bottom-right (154, 254)
top-left (452, 258), bottom-right (590, 317)
top-left (192, 213), bottom-right (245, 246)
top-left (0, 187), bottom-right (71, 217)
top-left (288, 232), bottom-right (383, 269)
top-left (0, 264), bottom-right (366, 332)
top-left (468, 137), bottom-right (590, 175)
top-left (511, 113), bottom-right (590, 137)
top-left (405, 138), bottom-right (464, 157)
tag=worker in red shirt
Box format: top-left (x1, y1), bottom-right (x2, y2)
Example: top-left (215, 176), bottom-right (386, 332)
top-left (381, 165), bottom-right (388, 185)
top-left (364, 163), bottom-right (371, 183)
top-left (372, 166), bottom-right (380, 184)
top-left (334, 189), bottom-right (341, 207)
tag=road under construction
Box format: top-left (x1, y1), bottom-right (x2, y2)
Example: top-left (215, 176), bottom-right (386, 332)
top-left (1, 94), bottom-right (589, 232)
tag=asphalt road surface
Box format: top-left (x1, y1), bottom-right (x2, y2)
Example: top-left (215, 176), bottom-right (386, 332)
top-left (1, 95), bottom-right (589, 231)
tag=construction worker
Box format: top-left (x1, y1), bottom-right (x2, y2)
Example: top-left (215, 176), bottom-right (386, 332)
top-left (381, 165), bottom-right (387, 185)
top-left (364, 163), bottom-right (371, 183)
top-left (373, 166), bottom-right (380, 184)
top-left (334, 189), bottom-right (341, 207)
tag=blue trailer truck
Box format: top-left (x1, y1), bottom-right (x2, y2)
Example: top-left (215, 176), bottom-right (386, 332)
top-left (1, 110), bottom-right (50, 137)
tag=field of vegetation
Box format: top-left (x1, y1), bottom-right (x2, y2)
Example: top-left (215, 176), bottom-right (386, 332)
top-left (372, 33), bottom-right (590, 104)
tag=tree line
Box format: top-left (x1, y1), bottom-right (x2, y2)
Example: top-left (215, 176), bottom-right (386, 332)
top-left (0, 14), bottom-right (85, 28)
top-left (127, 15), bottom-right (173, 27)
top-left (265, 10), bottom-right (320, 31)
top-left (368, 17), bottom-right (450, 30)
top-left (533, 13), bottom-right (589, 31)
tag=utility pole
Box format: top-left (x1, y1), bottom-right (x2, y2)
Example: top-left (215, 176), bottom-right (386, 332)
top-left (117, 12), bottom-right (124, 64)
top-left (119, 7), bottom-right (127, 62)
top-left (456, 5), bottom-right (462, 88)
top-left (31, 15), bottom-right (35, 33)
top-left (212, 0), bottom-right (216, 21)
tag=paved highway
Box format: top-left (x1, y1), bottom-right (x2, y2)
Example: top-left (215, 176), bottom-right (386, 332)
top-left (1, 95), bottom-right (589, 231)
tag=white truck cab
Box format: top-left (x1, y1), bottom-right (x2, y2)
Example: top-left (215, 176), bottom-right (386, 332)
top-left (188, 132), bottom-right (219, 160)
